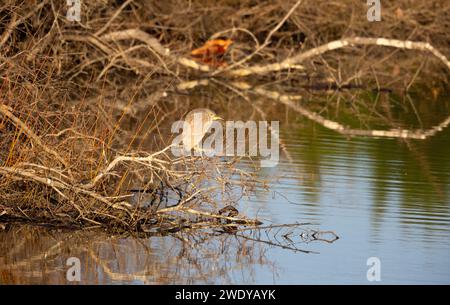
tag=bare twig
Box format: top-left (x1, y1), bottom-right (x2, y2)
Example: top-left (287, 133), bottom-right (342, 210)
top-left (0, 1), bottom-right (48, 49)
top-left (212, 0), bottom-right (304, 76)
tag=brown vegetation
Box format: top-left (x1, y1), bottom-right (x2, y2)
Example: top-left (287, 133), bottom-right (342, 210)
top-left (0, 0), bottom-right (448, 232)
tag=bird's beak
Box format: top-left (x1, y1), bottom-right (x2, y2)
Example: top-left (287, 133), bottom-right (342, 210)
top-left (212, 115), bottom-right (224, 121)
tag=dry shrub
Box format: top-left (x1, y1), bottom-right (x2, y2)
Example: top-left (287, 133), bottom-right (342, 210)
top-left (0, 0), bottom-right (448, 231)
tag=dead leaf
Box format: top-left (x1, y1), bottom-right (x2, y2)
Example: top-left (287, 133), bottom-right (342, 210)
top-left (190, 38), bottom-right (233, 67)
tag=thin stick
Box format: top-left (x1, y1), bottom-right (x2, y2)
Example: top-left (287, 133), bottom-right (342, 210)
top-left (0, 166), bottom-right (132, 216)
top-left (87, 144), bottom-right (175, 188)
top-left (94, 0), bottom-right (135, 36)
top-left (157, 206), bottom-right (263, 225)
top-left (0, 1), bottom-right (48, 49)
top-left (100, 29), bottom-right (212, 72)
top-left (0, 104), bottom-right (68, 168)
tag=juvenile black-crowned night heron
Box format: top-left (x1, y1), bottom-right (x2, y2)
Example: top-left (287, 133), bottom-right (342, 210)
top-left (182, 108), bottom-right (223, 152)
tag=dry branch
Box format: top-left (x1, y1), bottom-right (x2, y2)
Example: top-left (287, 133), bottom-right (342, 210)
top-left (0, 104), bottom-right (69, 168)
top-left (0, 1), bottom-right (48, 49)
top-left (212, 0), bottom-right (305, 76)
top-left (64, 27), bottom-right (449, 80)
top-left (228, 37), bottom-right (450, 76)
top-left (100, 29), bottom-right (211, 72)
top-left (0, 166), bottom-right (132, 215)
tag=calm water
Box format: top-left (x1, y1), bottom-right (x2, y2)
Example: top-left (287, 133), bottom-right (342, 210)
top-left (1, 88), bottom-right (449, 284)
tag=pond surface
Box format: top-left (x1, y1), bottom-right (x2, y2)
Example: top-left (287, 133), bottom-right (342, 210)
top-left (1, 87), bottom-right (449, 284)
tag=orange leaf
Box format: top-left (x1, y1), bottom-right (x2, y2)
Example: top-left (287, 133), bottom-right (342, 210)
top-left (190, 39), bottom-right (233, 67)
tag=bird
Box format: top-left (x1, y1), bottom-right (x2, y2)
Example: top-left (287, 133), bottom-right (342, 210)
top-left (181, 108), bottom-right (223, 153)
